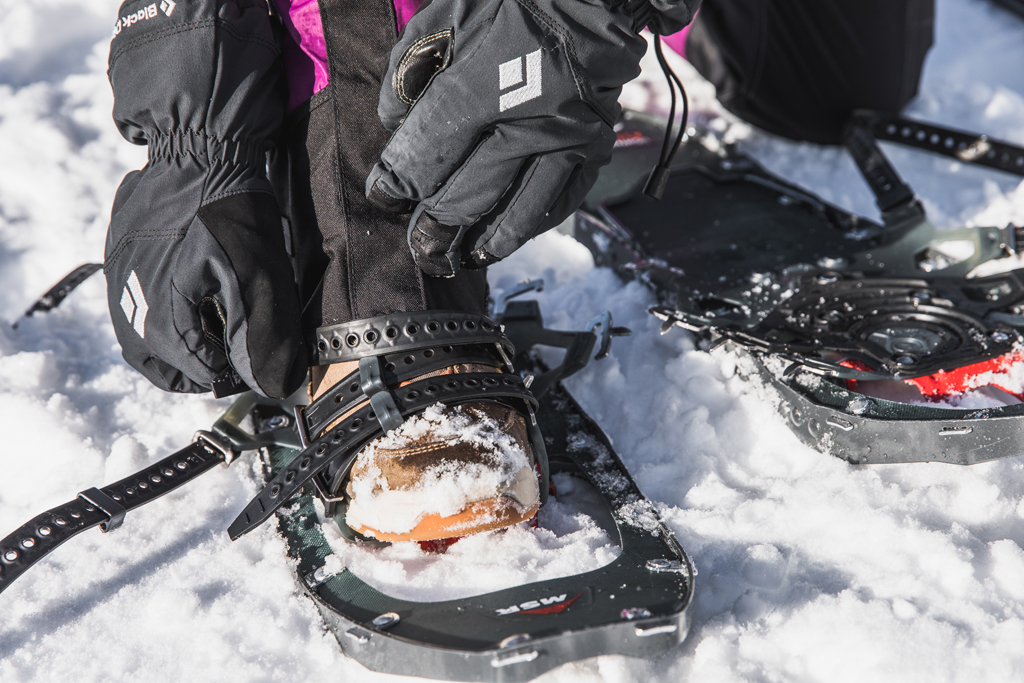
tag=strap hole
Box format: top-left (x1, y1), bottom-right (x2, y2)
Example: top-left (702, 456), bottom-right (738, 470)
top-left (150, 474), bottom-right (162, 483)
top-left (385, 327), bottom-right (398, 339)
top-left (464, 320), bottom-right (477, 330)
top-left (443, 345), bottom-right (453, 353)
top-left (270, 485), bottom-right (281, 497)
top-left (445, 320), bottom-right (459, 331)
top-left (407, 390), bottom-right (420, 399)
top-left (364, 330), bottom-right (379, 343)
top-left (425, 385), bottom-right (438, 394)
top-left (483, 377), bottom-right (498, 386)
top-left (318, 341), bottom-right (328, 351)
top-left (350, 382), bottom-right (360, 393)
top-left (331, 338), bottom-right (342, 349)
top-left (21, 538), bottom-right (35, 549)
top-left (333, 431), bottom-right (344, 442)
top-left (300, 457), bottom-right (311, 468)
top-left (4, 550), bottom-right (18, 561)
top-left (350, 418), bottom-right (363, 430)
top-left (38, 526), bottom-right (52, 536)
top-left (406, 323), bottom-right (420, 335)
top-left (162, 468), bottom-right (174, 477)
top-left (285, 471), bottom-right (296, 483)
top-left (404, 355), bottom-right (415, 364)
top-left (385, 363), bottom-right (396, 372)
top-left (54, 517), bottom-right (67, 526)
top-left (346, 334), bottom-right (360, 347)
top-left (482, 321), bottom-right (493, 330)
top-left (465, 379), bottom-right (479, 387)
top-left (426, 321), bottom-right (440, 332)
top-left (423, 349), bottom-right (434, 358)
top-left (446, 380), bottom-right (460, 389)
top-left (316, 444), bottom-right (328, 454)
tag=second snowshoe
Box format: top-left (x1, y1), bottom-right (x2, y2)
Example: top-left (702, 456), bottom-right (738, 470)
top-left (571, 108), bottom-right (1024, 466)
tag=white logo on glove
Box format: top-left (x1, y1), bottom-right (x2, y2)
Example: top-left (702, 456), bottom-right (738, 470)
top-left (499, 50), bottom-right (542, 112)
top-left (120, 270), bottom-right (149, 339)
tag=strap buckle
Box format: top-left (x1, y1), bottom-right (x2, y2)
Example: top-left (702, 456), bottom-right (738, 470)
top-left (77, 488), bottom-right (126, 533)
top-left (193, 430), bottom-right (237, 466)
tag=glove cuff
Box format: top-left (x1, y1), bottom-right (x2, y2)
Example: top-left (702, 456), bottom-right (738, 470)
top-left (148, 130), bottom-right (269, 171)
top-left (612, 0), bottom-right (698, 35)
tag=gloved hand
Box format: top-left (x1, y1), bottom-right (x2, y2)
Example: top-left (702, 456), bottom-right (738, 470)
top-left (366, 0), bottom-right (700, 277)
top-left (104, 0), bottom-right (306, 399)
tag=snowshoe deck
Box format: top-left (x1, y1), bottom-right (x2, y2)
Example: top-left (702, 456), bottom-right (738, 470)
top-left (249, 302), bottom-right (694, 682)
top-left (572, 109), bottom-right (1024, 465)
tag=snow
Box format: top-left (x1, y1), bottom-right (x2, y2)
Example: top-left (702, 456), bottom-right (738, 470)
top-left (3, 0), bottom-right (1024, 681)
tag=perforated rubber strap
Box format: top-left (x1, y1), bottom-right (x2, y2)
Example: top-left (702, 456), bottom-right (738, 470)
top-left (0, 438), bottom-right (229, 595)
top-left (852, 110), bottom-right (1024, 178)
top-left (227, 372), bottom-right (538, 540)
top-left (302, 343), bottom-right (507, 439)
top-left (843, 122), bottom-right (920, 222)
top-left (310, 311), bottom-right (512, 366)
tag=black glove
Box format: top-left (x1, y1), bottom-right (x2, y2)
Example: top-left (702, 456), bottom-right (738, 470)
top-left (366, 0), bottom-right (700, 276)
top-left (104, 0), bottom-right (306, 399)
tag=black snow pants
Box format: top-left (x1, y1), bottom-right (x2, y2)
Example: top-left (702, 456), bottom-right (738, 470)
top-left (685, 0), bottom-right (936, 144)
top-left (270, 0), bottom-right (489, 335)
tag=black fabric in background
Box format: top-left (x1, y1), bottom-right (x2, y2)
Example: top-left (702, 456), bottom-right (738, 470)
top-left (686, 0), bottom-right (935, 144)
top-left (273, 0), bottom-right (487, 337)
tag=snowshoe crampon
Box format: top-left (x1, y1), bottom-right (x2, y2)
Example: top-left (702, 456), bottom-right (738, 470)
top-left (571, 109), bottom-right (1024, 465)
top-left (246, 297), bottom-right (694, 681)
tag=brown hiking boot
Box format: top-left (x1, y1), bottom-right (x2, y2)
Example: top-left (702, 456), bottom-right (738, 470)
top-left (311, 363), bottom-right (540, 542)
top-left (343, 400), bottom-right (540, 542)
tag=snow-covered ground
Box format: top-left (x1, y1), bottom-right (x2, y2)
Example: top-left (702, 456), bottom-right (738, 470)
top-left (2, 0), bottom-right (1024, 680)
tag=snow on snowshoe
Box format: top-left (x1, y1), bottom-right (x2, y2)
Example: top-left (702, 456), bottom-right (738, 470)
top-left (569, 108), bottom-right (1024, 465)
top-left (0, 297), bottom-right (695, 682)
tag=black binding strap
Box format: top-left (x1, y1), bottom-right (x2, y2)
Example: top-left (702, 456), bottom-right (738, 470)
top-left (0, 437), bottom-right (229, 595)
top-left (227, 372), bottom-right (538, 540)
top-left (842, 121), bottom-right (924, 227)
top-left (310, 311), bottom-right (512, 365)
top-left (14, 262), bottom-right (102, 329)
top-left (851, 110), bottom-right (1024, 178)
top-left (303, 342), bottom-right (507, 439)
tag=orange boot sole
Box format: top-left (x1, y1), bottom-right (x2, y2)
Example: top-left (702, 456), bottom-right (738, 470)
top-left (350, 497), bottom-right (539, 543)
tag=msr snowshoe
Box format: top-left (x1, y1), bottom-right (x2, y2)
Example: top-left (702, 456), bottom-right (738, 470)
top-left (248, 295), bottom-right (694, 681)
top-left (2, 297), bottom-right (695, 682)
top-left (571, 108), bottom-right (1024, 465)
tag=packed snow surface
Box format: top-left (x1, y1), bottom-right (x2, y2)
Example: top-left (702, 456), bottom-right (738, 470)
top-left (3, 1), bottom-right (1024, 681)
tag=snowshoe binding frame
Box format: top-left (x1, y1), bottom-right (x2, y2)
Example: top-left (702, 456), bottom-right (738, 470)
top-left (571, 109), bottom-right (1024, 465)
top-left (227, 309), bottom-right (547, 543)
